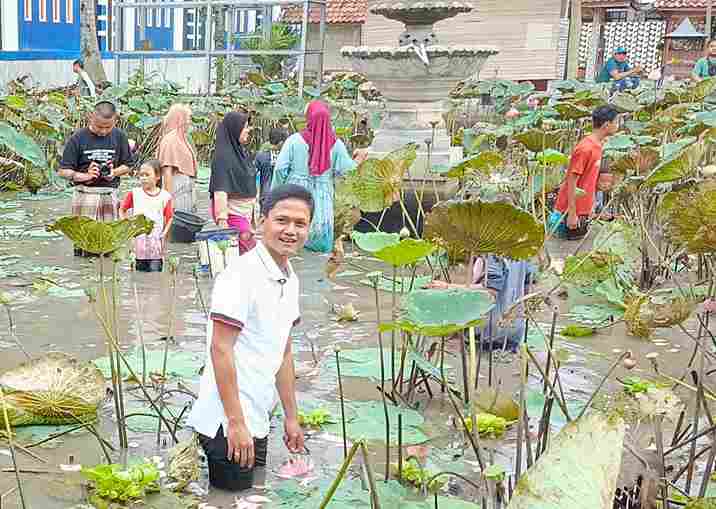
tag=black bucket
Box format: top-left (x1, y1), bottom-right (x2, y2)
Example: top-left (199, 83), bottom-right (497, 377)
top-left (170, 211), bottom-right (207, 243)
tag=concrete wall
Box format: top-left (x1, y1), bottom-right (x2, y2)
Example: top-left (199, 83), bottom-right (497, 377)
top-left (304, 23), bottom-right (362, 73)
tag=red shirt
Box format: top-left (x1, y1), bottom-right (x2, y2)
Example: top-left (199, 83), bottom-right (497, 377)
top-left (555, 136), bottom-right (603, 217)
top-left (120, 188), bottom-right (174, 225)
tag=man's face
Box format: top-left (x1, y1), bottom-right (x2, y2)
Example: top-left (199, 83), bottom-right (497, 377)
top-left (606, 117), bottom-right (620, 137)
top-left (261, 198), bottom-right (311, 259)
top-left (597, 173), bottom-right (615, 192)
top-left (709, 42), bottom-right (716, 57)
top-left (614, 52), bottom-right (627, 63)
top-left (73, 64), bottom-right (80, 74)
top-left (89, 113), bottom-right (116, 137)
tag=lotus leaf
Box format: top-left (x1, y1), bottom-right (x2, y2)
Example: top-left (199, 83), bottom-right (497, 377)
top-left (343, 159), bottom-right (401, 213)
top-left (561, 325), bottom-right (596, 337)
top-left (374, 239), bottom-right (436, 267)
top-left (94, 348), bottom-right (201, 380)
top-left (688, 77), bottom-right (716, 101)
top-left (603, 135), bottom-right (636, 152)
top-left (610, 148), bottom-right (659, 176)
top-left (474, 387), bottom-right (520, 421)
top-left (553, 102), bottom-right (591, 120)
top-left (351, 231), bottom-right (400, 253)
top-left (513, 129), bottom-right (566, 152)
top-left (167, 435), bottom-right (201, 492)
top-left (507, 413), bottom-right (625, 509)
top-left (323, 400), bottom-right (427, 445)
top-left (424, 200), bottom-right (545, 260)
top-left (624, 293), bottom-right (696, 339)
top-left (384, 143), bottom-right (419, 176)
top-left (360, 274), bottom-right (433, 293)
top-left (662, 183), bottom-right (716, 254)
top-left (536, 149), bottom-right (568, 166)
top-left (46, 215), bottom-right (154, 255)
top-left (562, 252), bottom-right (622, 286)
top-left (662, 136), bottom-right (698, 160)
top-left (566, 304), bottom-right (625, 326)
top-left (685, 499), bottom-right (716, 509)
top-left (0, 122), bottom-right (47, 167)
top-left (326, 347), bottom-right (403, 381)
top-left (0, 352), bottom-right (105, 427)
top-left (610, 93), bottom-right (642, 113)
top-left (391, 288), bottom-right (495, 337)
top-left (644, 140), bottom-right (703, 187)
top-left (446, 151), bottom-right (504, 178)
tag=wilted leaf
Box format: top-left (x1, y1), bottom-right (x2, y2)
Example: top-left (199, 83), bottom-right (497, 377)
top-left (514, 129), bottom-right (566, 152)
top-left (507, 413), bottom-right (625, 509)
top-left (474, 387), bottom-right (520, 421)
top-left (46, 215), bottom-right (154, 255)
top-left (624, 293), bottom-right (696, 339)
top-left (447, 151), bottom-right (504, 178)
top-left (611, 92), bottom-right (642, 113)
top-left (0, 353), bottom-right (105, 427)
top-left (384, 143), bottom-right (418, 176)
top-left (663, 183), bottom-right (716, 254)
top-left (554, 102), bottom-right (591, 120)
top-left (610, 148), bottom-right (659, 176)
top-left (374, 239), bottom-right (435, 267)
top-left (424, 200), bottom-right (545, 260)
top-left (343, 151), bottom-right (409, 213)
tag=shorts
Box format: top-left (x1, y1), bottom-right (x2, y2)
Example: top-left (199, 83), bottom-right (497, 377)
top-left (548, 210), bottom-right (589, 240)
top-left (135, 259), bottom-right (163, 272)
top-left (198, 426), bottom-right (268, 491)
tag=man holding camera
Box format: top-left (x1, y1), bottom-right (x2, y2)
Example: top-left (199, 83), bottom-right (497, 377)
top-left (58, 100), bottom-right (134, 256)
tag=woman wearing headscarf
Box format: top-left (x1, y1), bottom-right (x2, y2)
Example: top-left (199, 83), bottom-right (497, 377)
top-left (157, 104), bottom-right (197, 213)
top-left (272, 100), bottom-right (367, 253)
top-left (209, 111), bottom-right (257, 254)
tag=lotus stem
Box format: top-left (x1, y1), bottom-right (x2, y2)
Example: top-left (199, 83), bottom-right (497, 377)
top-left (335, 348), bottom-right (348, 460)
top-left (0, 386), bottom-right (27, 509)
top-left (391, 266), bottom-right (397, 396)
top-left (318, 441), bottom-right (361, 509)
top-left (515, 345), bottom-right (527, 481)
top-left (192, 265), bottom-right (209, 319)
top-left (379, 389), bottom-right (391, 483)
top-left (157, 264), bottom-right (179, 446)
top-left (132, 283), bottom-right (147, 386)
top-left (2, 302), bottom-right (30, 360)
top-left (576, 351), bottom-right (629, 421)
top-left (397, 413), bottom-right (403, 482)
top-left (654, 415), bottom-right (668, 506)
top-left (444, 378), bottom-right (485, 470)
top-left (542, 310), bottom-right (558, 394)
top-left (110, 260), bottom-right (128, 449)
top-left (686, 331), bottom-right (707, 494)
top-left (524, 347), bottom-right (571, 422)
top-left (459, 332), bottom-right (469, 404)
top-left (468, 326), bottom-right (479, 445)
top-left (359, 442), bottom-right (381, 509)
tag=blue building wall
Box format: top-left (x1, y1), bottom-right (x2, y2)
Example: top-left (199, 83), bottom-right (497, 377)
top-left (20, 0), bottom-right (80, 52)
top-left (135, 6), bottom-right (174, 51)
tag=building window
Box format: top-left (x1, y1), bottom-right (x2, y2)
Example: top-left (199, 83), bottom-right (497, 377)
top-left (23, 0), bottom-right (32, 22)
top-left (39, 0), bottom-right (48, 21)
top-left (164, 7), bottom-right (171, 28)
top-left (53, 0), bottom-right (61, 22)
top-left (147, 4), bottom-right (153, 27)
top-left (66, 0), bottom-right (73, 23)
top-left (605, 9), bottom-right (627, 23)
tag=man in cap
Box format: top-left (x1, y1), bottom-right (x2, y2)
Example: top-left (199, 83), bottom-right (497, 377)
top-left (72, 59), bottom-right (97, 98)
top-left (596, 47), bottom-right (642, 92)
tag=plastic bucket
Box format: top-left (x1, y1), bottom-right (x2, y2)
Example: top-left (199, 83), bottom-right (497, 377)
top-left (196, 228), bottom-right (241, 277)
top-left (170, 211), bottom-right (207, 243)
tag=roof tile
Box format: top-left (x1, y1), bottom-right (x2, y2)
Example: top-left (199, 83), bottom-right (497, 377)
top-left (282, 0), bottom-right (368, 24)
top-left (655, 0), bottom-right (708, 9)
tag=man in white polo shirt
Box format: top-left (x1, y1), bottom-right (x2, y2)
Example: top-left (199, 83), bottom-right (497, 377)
top-left (188, 184), bottom-right (313, 491)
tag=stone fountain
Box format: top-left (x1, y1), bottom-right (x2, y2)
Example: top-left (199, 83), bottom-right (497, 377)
top-left (341, 1), bottom-right (498, 180)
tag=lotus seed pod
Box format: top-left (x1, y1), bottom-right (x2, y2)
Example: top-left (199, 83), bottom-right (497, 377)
top-left (622, 357), bottom-right (637, 370)
top-left (399, 227), bottom-right (410, 239)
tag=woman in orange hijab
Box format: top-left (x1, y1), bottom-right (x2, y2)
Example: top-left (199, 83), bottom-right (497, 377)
top-left (157, 104), bottom-right (197, 212)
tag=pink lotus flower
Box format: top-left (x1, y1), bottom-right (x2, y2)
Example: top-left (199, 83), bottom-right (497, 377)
top-left (276, 457), bottom-right (315, 479)
top-left (704, 299), bottom-right (716, 313)
top-left (505, 108), bottom-right (520, 120)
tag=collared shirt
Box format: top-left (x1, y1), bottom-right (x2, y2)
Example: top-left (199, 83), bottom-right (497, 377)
top-left (187, 241), bottom-right (300, 439)
top-left (77, 70), bottom-right (97, 97)
top-left (596, 57), bottom-right (631, 83)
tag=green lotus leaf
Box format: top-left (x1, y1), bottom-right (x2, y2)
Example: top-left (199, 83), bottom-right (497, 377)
top-left (554, 102), bottom-right (591, 120)
top-left (343, 146), bottom-right (412, 213)
top-left (536, 149), bottom-right (568, 166)
top-left (351, 231), bottom-right (400, 253)
top-left (644, 140), bottom-right (703, 187)
top-left (474, 387), bottom-right (520, 421)
top-left (374, 238), bottom-right (436, 267)
top-left (396, 288), bottom-right (495, 337)
top-left (0, 122), bottom-right (46, 167)
top-left (46, 215), bottom-right (154, 255)
top-left (688, 77), bottom-right (716, 101)
top-left (446, 151), bottom-right (504, 178)
top-left (514, 129), bottom-right (566, 152)
top-left (610, 92), bottom-right (642, 113)
top-left (384, 142), bottom-right (418, 176)
top-left (663, 183), bottom-right (716, 254)
top-left (662, 136), bottom-right (697, 159)
top-left (603, 134), bottom-right (635, 152)
top-left (610, 147), bottom-right (659, 176)
top-left (0, 352), bottom-right (105, 427)
top-left (693, 111), bottom-right (716, 127)
top-left (424, 200), bottom-right (545, 260)
top-left (624, 120), bottom-right (646, 134)
top-left (507, 413), bottom-right (625, 509)
top-left (685, 499), bottom-right (716, 509)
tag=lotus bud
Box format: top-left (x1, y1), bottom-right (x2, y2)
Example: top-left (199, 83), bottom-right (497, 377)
top-left (399, 227), bottom-right (411, 239)
top-left (334, 345), bottom-right (342, 353)
top-left (505, 108), bottom-right (520, 120)
top-left (0, 292), bottom-right (11, 306)
top-left (167, 256), bottom-right (180, 275)
top-left (84, 287), bottom-right (97, 303)
top-left (622, 350), bottom-right (637, 370)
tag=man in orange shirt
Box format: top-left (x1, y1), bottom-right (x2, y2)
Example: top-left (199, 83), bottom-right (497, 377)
top-left (554, 105), bottom-right (619, 240)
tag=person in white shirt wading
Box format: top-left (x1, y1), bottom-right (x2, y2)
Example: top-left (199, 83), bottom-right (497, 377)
top-left (187, 184), bottom-right (312, 491)
top-left (72, 59), bottom-right (97, 98)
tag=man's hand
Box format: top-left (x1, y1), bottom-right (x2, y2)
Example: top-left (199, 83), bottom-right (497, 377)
top-left (105, 162), bottom-right (116, 180)
top-left (226, 419), bottom-right (254, 468)
top-left (566, 211), bottom-right (579, 230)
top-left (633, 64), bottom-right (643, 74)
top-left (284, 417), bottom-right (305, 454)
top-left (86, 162), bottom-right (101, 180)
top-left (353, 148), bottom-right (369, 164)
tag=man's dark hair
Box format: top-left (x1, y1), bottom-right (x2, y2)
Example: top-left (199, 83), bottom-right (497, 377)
top-left (73, 59), bottom-right (84, 68)
top-left (592, 105), bottom-right (619, 129)
top-left (94, 101), bottom-right (117, 120)
top-left (269, 127), bottom-right (289, 147)
top-left (261, 184), bottom-right (314, 220)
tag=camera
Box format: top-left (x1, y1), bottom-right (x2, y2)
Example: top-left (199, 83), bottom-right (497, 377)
top-left (99, 162), bottom-right (112, 178)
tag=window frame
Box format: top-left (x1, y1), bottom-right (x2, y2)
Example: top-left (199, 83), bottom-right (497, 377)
top-left (66, 0), bottom-right (73, 23)
top-left (52, 0), bottom-right (61, 23)
top-left (25, 0), bottom-right (34, 21)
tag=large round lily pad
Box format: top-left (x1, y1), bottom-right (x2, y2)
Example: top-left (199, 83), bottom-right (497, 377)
top-left (0, 352), bottom-right (105, 427)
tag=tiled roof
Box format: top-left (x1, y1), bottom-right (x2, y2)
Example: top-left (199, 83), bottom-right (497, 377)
top-left (583, 0), bottom-right (634, 6)
top-left (655, 0), bottom-right (708, 9)
top-left (282, 0), bottom-right (368, 24)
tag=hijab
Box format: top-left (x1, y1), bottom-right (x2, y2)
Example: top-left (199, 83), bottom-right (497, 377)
top-left (301, 100), bottom-right (337, 177)
top-left (209, 111), bottom-right (256, 198)
top-left (157, 104), bottom-right (197, 177)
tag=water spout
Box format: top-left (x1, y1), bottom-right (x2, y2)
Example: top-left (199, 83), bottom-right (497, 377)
top-left (410, 43), bottom-right (430, 66)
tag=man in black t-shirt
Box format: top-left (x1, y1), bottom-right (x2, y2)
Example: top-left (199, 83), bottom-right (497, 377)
top-left (58, 101), bottom-right (134, 256)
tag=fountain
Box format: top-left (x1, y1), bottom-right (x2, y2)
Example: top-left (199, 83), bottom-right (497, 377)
top-left (341, 1), bottom-right (498, 180)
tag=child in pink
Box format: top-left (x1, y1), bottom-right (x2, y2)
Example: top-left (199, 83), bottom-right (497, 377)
top-left (120, 159), bottom-right (174, 272)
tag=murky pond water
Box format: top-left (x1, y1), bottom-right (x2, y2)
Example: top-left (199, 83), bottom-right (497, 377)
top-left (0, 186), bottom-right (713, 508)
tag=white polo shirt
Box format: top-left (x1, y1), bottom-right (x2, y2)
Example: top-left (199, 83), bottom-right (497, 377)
top-left (187, 241), bottom-right (300, 439)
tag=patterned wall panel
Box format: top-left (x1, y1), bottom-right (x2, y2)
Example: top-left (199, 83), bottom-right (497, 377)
top-left (579, 20), bottom-right (666, 74)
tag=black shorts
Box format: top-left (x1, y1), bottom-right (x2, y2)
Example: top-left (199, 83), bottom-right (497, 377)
top-left (566, 216), bottom-right (590, 241)
top-left (135, 259), bottom-right (163, 272)
top-left (198, 426), bottom-right (268, 491)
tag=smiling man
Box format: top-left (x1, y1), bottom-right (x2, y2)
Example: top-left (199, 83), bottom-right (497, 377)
top-left (188, 184), bottom-right (312, 491)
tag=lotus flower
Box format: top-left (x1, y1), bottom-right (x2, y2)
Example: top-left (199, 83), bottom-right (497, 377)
top-left (276, 457), bottom-right (314, 479)
top-left (505, 108), bottom-right (520, 119)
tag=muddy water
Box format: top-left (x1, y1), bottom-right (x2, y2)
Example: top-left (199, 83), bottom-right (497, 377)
top-left (0, 188), bottom-right (712, 508)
